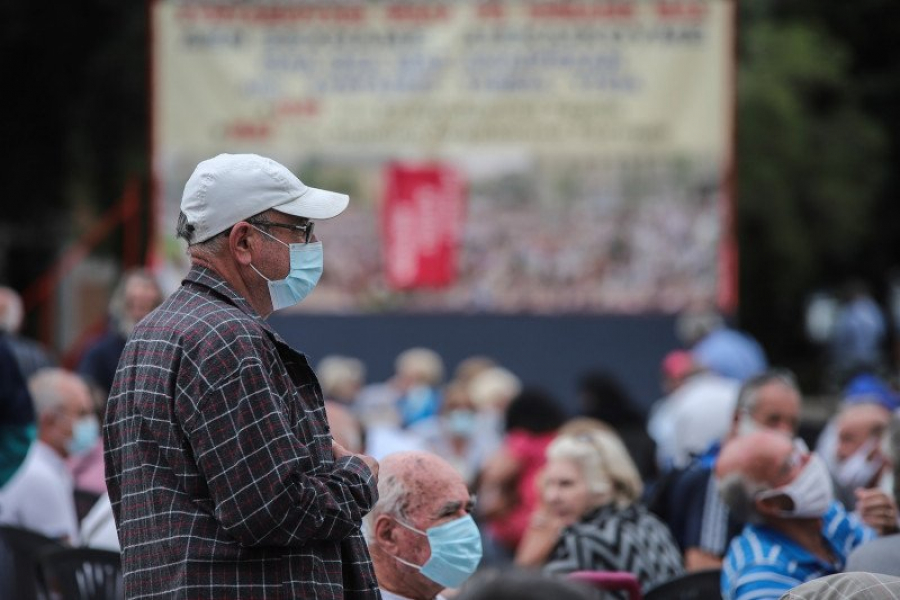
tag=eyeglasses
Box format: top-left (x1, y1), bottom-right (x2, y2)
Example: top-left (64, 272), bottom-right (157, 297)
top-left (249, 219), bottom-right (315, 244)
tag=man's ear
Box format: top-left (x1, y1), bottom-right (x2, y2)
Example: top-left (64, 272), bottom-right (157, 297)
top-left (229, 222), bottom-right (255, 266)
top-left (373, 515), bottom-right (400, 553)
top-left (755, 493), bottom-right (790, 517)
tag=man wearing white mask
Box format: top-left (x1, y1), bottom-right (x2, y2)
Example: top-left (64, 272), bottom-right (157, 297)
top-left (717, 430), bottom-right (876, 600)
top-left (365, 451), bottom-right (482, 600)
top-left (653, 369), bottom-right (802, 570)
top-left (0, 368), bottom-right (94, 543)
top-left (829, 402), bottom-right (893, 504)
top-left (104, 154), bottom-right (381, 599)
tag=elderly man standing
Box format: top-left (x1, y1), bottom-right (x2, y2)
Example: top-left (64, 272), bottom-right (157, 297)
top-left (365, 451), bottom-right (482, 600)
top-left (717, 430), bottom-right (876, 600)
top-left (104, 153), bottom-right (381, 599)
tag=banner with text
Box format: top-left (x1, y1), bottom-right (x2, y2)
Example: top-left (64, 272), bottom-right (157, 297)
top-left (383, 163), bottom-right (466, 290)
top-left (153, 0), bottom-right (735, 313)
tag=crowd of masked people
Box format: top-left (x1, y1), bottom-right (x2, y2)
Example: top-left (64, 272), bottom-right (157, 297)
top-left (1, 270), bottom-right (900, 600)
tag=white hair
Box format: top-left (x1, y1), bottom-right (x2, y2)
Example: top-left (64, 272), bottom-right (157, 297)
top-left (28, 368), bottom-right (86, 416)
top-left (362, 470), bottom-right (411, 544)
top-left (395, 348), bottom-right (444, 387)
top-left (468, 367), bottom-right (521, 410)
top-left (316, 355), bottom-right (365, 399)
top-left (546, 429), bottom-right (643, 508)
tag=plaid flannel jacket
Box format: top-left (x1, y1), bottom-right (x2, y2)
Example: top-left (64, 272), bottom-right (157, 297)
top-left (104, 266), bottom-right (381, 599)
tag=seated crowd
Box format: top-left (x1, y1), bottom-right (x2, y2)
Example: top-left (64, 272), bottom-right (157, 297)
top-left (1, 299), bottom-right (900, 600)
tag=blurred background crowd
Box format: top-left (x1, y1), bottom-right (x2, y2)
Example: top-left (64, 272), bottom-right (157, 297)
top-left (1, 268), bottom-right (899, 597)
top-left (3, 0), bottom-right (900, 597)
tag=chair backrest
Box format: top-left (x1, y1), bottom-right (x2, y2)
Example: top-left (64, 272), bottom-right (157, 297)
top-left (0, 524), bottom-right (65, 600)
top-left (38, 547), bottom-right (123, 600)
top-left (643, 569), bottom-right (722, 600)
top-left (73, 489), bottom-right (102, 523)
top-left (568, 570), bottom-right (643, 600)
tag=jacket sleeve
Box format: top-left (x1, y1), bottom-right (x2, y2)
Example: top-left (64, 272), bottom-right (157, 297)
top-left (177, 350), bottom-right (377, 548)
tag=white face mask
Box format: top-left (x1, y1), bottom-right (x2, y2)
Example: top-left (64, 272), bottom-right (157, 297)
top-left (758, 452), bottom-right (834, 518)
top-left (836, 438), bottom-right (886, 491)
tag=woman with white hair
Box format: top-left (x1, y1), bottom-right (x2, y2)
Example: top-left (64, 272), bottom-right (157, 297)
top-left (518, 428), bottom-right (684, 593)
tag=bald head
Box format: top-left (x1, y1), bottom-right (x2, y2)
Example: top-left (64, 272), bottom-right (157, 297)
top-left (366, 451), bottom-right (474, 599)
top-left (716, 430), bottom-right (797, 523)
top-left (717, 430), bottom-right (794, 485)
top-left (374, 451), bottom-right (470, 522)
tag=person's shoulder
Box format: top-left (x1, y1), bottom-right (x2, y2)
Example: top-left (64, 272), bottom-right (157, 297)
top-left (731, 562), bottom-right (800, 600)
top-left (567, 506), bottom-right (628, 539)
top-left (8, 447), bottom-right (63, 494)
top-left (672, 459), bottom-right (714, 490)
top-left (846, 534), bottom-right (900, 576)
top-left (726, 525), bottom-right (785, 567)
top-left (823, 500), bottom-right (876, 542)
top-left (779, 572), bottom-right (900, 600)
top-left (153, 287), bottom-right (268, 347)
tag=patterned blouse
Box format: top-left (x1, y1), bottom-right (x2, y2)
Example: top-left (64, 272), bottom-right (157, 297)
top-left (104, 266), bottom-right (381, 599)
top-left (544, 502), bottom-right (684, 593)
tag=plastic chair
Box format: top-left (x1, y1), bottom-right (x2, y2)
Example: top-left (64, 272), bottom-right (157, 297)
top-left (643, 569), bottom-right (722, 600)
top-left (568, 570), bottom-right (643, 600)
top-left (74, 489), bottom-right (102, 523)
top-left (0, 524), bottom-right (65, 600)
top-left (38, 547), bottom-right (123, 600)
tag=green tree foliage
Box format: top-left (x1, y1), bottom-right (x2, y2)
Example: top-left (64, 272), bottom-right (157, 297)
top-left (736, 10), bottom-right (887, 384)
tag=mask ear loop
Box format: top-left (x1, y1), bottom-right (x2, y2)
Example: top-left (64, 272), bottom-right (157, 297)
top-left (247, 224), bottom-right (289, 284)
top-left (384, 517), bottom-right (428, 571)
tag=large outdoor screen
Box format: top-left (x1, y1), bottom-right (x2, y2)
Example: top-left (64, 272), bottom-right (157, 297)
top-left (152, 0), bottom-right (735, 314)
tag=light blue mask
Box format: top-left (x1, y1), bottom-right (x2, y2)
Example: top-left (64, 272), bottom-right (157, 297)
top-left (67, 416), bottom-right (99, 456)
top-left (391, 514), bottom-right (483, 589)
top-left (250, 226), bottom-right (323, 311)
top-left (446, 410), bottom-right (476, 437)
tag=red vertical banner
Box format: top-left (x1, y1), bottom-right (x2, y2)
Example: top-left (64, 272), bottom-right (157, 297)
top-left (382, 162), bottom-right (466, 290)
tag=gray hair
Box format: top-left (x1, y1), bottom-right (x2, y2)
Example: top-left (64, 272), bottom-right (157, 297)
top-left (468, 367), bottom-right (522, 411)
top-left (108, 268), bottom-right (162, 320)
top-left (28, 368), bottom-right (85, 417)
top-left (176, 210), bottom-right (230, 256)
top-left (316, 355), bottom-right (366, 400)
top-left (395, 347), bottom-right (445, 387)
top-left (735, 368), bottom-right (800, 416)
top-left (717, 472), bottom-right (768, 524)
top-left (546, 429), bottom-right (643, 508)
top-left (362, 472), bottom-right (411, 544)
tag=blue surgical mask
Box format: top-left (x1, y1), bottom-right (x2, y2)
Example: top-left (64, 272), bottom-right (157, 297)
top-left (250, 226), bottom-right (323, 311)
top-left (390, 514), bottom-right (482, 589)
top-left (67, 415), bottom-right (99, 456)
top-left (446, 410), bottom-right (476, 437)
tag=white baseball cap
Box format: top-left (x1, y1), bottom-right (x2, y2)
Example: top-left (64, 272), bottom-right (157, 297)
top-left (180, 153), bottom-right (349, 243)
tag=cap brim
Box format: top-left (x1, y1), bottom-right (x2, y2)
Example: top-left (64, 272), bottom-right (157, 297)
top-left (273, 185), bottom-right (349, 220)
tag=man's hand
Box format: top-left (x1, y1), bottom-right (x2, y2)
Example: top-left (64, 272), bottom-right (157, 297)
top-left (855, 487), bottom-right (899, 535)
top-left (333, 439), bottom-right (379, 481)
